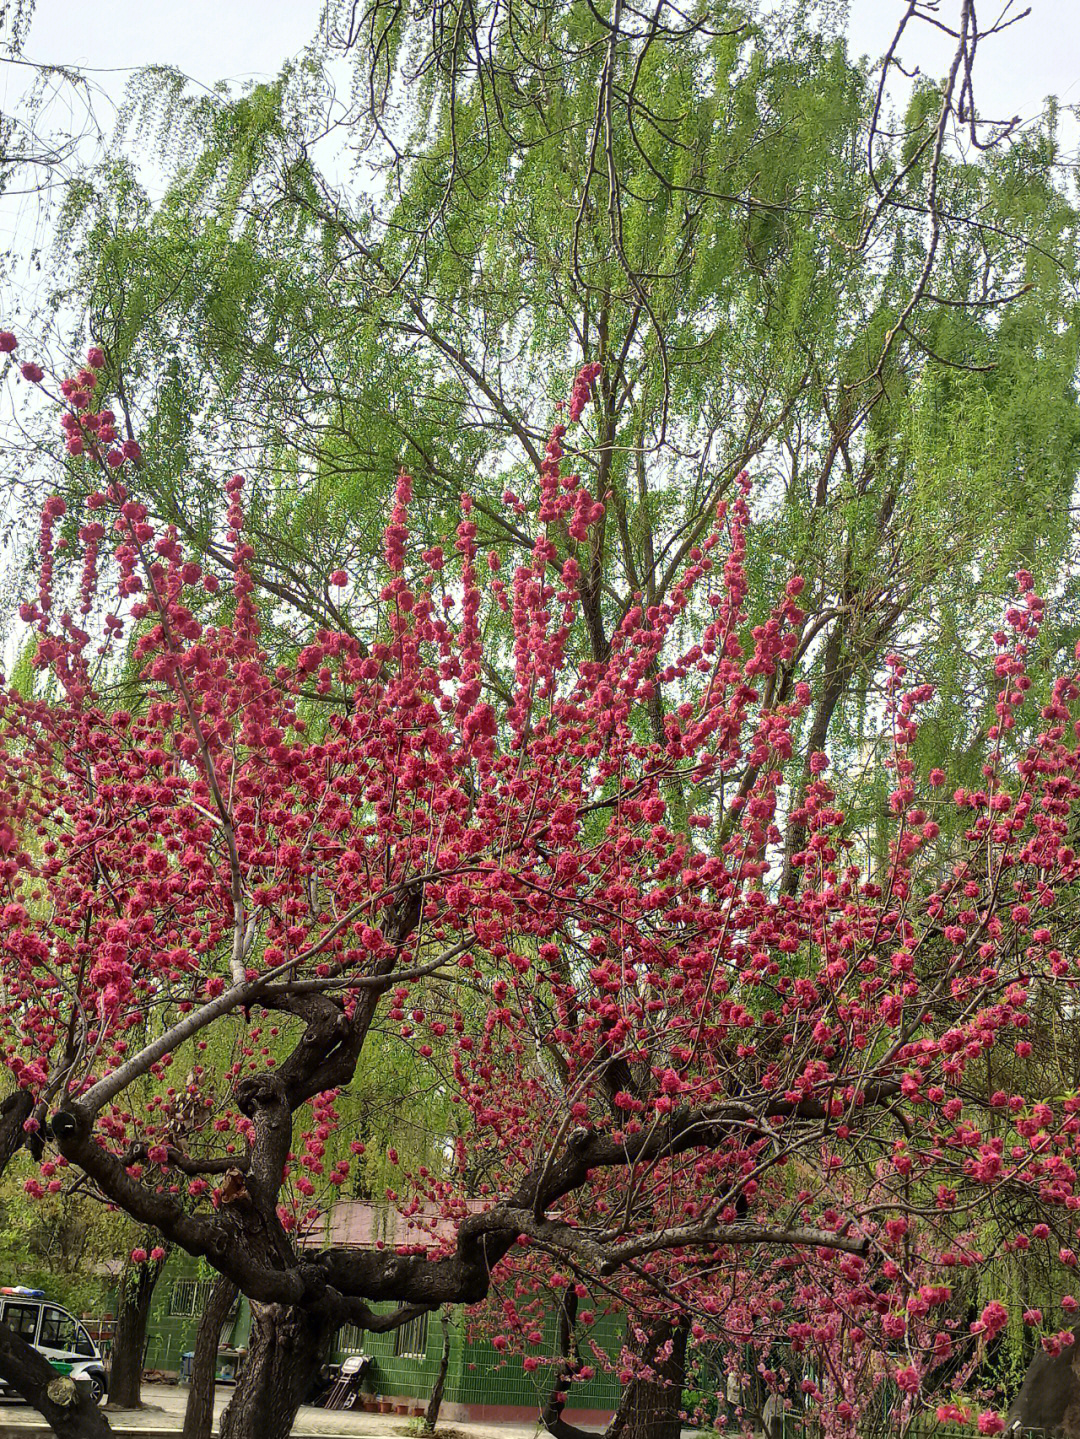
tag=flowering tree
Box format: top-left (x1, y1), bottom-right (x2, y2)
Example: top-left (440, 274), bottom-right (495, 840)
top-left (3, 335), bottom-right (1080, 1439)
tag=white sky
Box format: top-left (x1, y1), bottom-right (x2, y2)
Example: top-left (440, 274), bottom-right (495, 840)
top-left (0, 0), bottom-right (1075, 651)
top-left (0, 0), bottom-right (1076, 337)
top-left (11, 0), bottom-right (317, 91)
top-left (6, 0), bottom-right (1079, 144)
top-left (849, 1), bottom-right (1080, 133)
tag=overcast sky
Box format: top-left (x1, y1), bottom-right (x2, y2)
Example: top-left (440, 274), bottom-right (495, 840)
top-left (0, 0), bottom-right (1075, 319)
top-left (6, 0), bottom-right (1079, 145)
top-left (0, 0), bottom-right (1075, 634)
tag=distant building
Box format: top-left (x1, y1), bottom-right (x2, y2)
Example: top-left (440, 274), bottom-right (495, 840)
top-left (145, 1200), bottom-right (622, 1425)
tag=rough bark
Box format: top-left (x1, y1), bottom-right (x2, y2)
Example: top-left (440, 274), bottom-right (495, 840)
top-left (0, 1319), bottom-right (112, 1439)
top-left (423, 1310), bottom-right (452, 1434)
top-left (107, 1248), bottom-right (170, 1408)
top-left (0, 1091), bottom-right (116, 1438)
top-left (0, 1089), bottom-right (33, 1169)
top-left (1006, 1325), bottom-right (1080, 1436)
top-left (609, 1318), bottom-right (689, 1439)
top-left (218, 1302), bottom-right (331, 1439)
top-left (541, 1307), bottom-right (688, 1439)
top-left (181, 1276), bottom-right (238, 1439)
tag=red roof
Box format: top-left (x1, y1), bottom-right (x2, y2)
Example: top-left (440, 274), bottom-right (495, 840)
top-left (304, 1199), bottom-right (488, 1252)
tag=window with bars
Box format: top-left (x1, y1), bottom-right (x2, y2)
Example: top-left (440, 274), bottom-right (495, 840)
top-left (338, 1324), bottom-right (365, 1354)
top-left (170, 1279), bottom-right (215, 1317)
top-left (393, 1312), bottom-right (428, 1359)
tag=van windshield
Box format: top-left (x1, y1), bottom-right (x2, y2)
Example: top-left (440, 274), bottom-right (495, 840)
top-left (40, 1306), bottom-right (95, 1356)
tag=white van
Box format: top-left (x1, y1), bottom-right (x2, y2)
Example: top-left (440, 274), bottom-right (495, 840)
top-left (0, 1288), bottom-right (108, 1404)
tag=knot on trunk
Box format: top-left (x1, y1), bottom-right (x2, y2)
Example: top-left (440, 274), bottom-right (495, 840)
top-left (46, 1375), bottom-right (79, 1408)
top-left (49, 1108), bottom-right (82, 1139)
top-left (235, 1072), bottom-right (288, 1118)
top-left (296, 1265), bottom-right (329, 1304)
top-left (219, 1168), bottom-right (252, 1207)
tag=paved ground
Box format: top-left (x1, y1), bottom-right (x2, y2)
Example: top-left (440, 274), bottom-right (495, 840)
top-left (0, 1383), bottom-right (600, 1438)
top-left (126, 1384), bottom-right (550, 1436)
top-left (0, 1382), bottom-right (701, 1437)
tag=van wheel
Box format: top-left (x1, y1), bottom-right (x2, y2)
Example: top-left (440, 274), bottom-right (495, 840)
top-left (88, 1377), bottom-right (105, 1405)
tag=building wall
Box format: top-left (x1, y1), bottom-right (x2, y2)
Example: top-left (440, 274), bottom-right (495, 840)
top-left (144, 1254), bottom-right (249, 1375)
top-left (145, 1251), bottom-right (622, 1422)
top-left (336, 1301), bottom-right (623, 1423)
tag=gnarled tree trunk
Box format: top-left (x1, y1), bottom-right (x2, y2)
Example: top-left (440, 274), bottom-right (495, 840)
top-left (0, 1319), bottom-right (112, 1439)
top-left (609, 1317), bottom-right (689, 1439)
top-left (542, 1305), bottom-right (689, 1439)
top-left (218, 1303), bottom-right (331, 1439)
top-left (1006, 1324), bottom-right (1080, 1437)
top-left (181, 1276), bottom-right (238, 1439)
top-left (107, 1246), bottom-right (170, 1408)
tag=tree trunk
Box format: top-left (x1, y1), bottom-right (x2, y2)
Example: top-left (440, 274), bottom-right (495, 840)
top-left (218, 1303), bottom-right (330, 1439)
top-left (1006, 1323), bottom-right (1080, 1436)
top-left (609, 1318), bottom-right (689, 1439)
top-left (107, 1247), bottom-right (170, 1409)
top-left (181, 1276), bottom-right (238, 1439)
top-left (542, 1290), bottom-right (591, 1439)
top-left (423, 1310), bottom-right (452, 1434)
top-left (0, 1318), bottom-right (112, 1439)
top-left (0, 1093), bottom-right (114, 1437)
top-left (541, 1308), bottom-right (688, 1439)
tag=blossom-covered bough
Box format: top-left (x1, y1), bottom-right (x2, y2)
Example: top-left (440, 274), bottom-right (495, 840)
top-left (1, 335), bottom-right (1080, 1438)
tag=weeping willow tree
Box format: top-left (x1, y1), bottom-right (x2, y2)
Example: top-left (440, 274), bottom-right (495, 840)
top-left (9, 3), bottom-right (1075, 795)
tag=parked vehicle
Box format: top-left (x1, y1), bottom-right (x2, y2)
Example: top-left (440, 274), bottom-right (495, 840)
top-left (320, 1355), bottom-right (370, 1411)
top-left (0, 1287), bottom-right (108, 1404)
